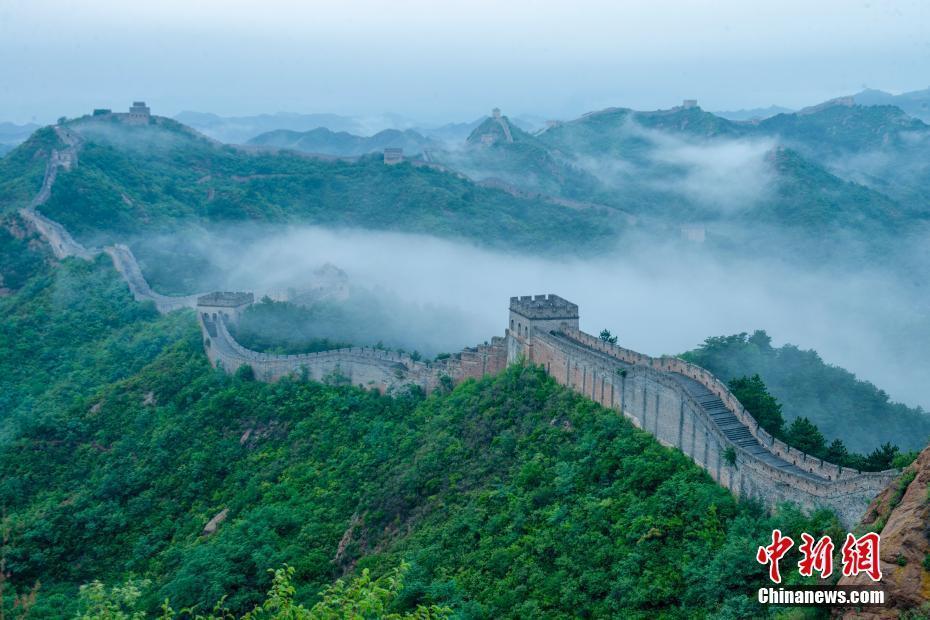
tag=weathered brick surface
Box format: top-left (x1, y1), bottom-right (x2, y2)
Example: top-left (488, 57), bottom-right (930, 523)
top-left (200, 310), bottom-right (508, 394)
top-left (508, 312), bottom-right (897, 528)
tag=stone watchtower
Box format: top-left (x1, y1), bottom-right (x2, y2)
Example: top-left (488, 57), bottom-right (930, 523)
top-left (383, 148), bottom-right (403, 165)
top-left (508, 294), bottom-right (579, 362)
top-left (126, 101), bottom-right (151, 124)
top-left (197, 291), bottom-right (254, 325)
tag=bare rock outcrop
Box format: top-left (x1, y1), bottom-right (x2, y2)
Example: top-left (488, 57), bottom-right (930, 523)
top-left (202, 508), bottom-right (229, 536)
top-left (835, 444), bottom-right (930, 618)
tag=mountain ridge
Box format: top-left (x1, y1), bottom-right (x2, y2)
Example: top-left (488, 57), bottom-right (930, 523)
top-left (247, 126), bottom-right (440, 157)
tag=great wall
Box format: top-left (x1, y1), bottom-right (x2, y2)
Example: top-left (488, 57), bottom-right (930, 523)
top-left (15, 114), bottom-right (899, 528)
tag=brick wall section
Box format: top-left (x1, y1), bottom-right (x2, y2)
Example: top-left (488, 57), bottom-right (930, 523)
top-left (106, 244), bottom-right (201, 312)
top-left (558, 328), bottom-right (880, 482)
top-left (200, 311), bottom-right (508, 394)
top-left (19, 126), bottom-right (203, 312)
top-left (508, 322), bottom-right (898, 528)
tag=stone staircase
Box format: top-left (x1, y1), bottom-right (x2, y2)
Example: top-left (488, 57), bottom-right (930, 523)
top-left (202, 315), bottom-right (218, 338)
top-left (668, 372), bottom-right (822, 481)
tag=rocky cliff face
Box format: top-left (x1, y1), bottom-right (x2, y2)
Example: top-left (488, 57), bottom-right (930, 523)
top-left (835, 444), bottom-right (930, 618)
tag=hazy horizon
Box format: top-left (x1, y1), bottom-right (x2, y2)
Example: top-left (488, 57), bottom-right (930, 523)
top-left (2, 0), bottom-right (929, 125)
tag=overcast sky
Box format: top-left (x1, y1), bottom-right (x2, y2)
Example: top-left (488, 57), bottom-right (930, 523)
top-left (2, 0), bottom-right (929, 124)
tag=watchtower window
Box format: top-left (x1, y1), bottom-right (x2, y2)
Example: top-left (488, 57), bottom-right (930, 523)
top-left (524, 326), bottom-right (529, 337)
top-left (510, 319), bottom-right (514, 329)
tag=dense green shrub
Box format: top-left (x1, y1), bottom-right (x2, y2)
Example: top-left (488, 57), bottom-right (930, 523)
top-left (682, 330), bottom-right (930, 452)
top-left (0, 255), bottom-right (850, 618)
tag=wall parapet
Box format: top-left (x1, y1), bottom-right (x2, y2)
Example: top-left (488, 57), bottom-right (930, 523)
top-left (556, 327), bottom-right (899, 482)
top-left (516, 325), bottom-right (898, 527)
top-left (201, 312), bottom-right (507, 392)
top-left (509, 294), bottom-right (578, 320)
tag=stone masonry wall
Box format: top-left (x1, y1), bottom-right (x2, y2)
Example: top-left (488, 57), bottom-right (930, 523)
top-left (106, 245), bottom-right (201, 313)
top-left (200, 311), bottom-right (508, 394)
top-left (509, 323), bottom-right (898, 528)
top-left (17, 126), bottom-right (202, 312)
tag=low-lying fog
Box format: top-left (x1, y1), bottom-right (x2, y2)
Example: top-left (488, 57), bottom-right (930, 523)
top-left (149, 224), bottom-right (929, 411)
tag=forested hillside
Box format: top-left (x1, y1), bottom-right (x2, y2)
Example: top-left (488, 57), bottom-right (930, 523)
top-left (0, 254), bottom-right (838, 618)
top-left (432, 104), bottom-right (924, 268)
top-left (681, 331), bottom-right (930, 453)
top-left (2, 105), bottom-right (926, 619)
top-left (6, 117), bottom-right (615, 256)
top-left (7, 104), bottom-right (928, 282)
top-left (247, 127), bottom-right (440, 157)
top-left (0, 126), bottom-right (57, 213)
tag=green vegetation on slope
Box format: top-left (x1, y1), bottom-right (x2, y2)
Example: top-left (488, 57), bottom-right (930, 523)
top-left (727, 373), bottom-right (916, 472)
top-left (247, 127), bottom-right (440, 157)
top-left (681, 330), bottom-right (930, 453)
top-left (0, 214), bottom-right (48, 292)
top-left (442, 112), bottom-right (681, 214)
top-left (0, 248), bottom-right (191, 444)
top-left (457, 105), bottom-right (915, 262)
top-left (0, 258), bottom-right (838, 619)
top-left (229, 297), bottom-right (351, 355)
top-left (758, 104), bottom-right (929, 156)
top-left (22, 116), bottom-right (614, 256)
top-left (441, 136), bottom-right (604, 200)
top-left (539, 107), bottom-right (743, 161)
top-left (74, 564), bottom-right (451, 620)
top-left (0, 126), bottom-right (58, 213)
top-left (759, 147), bottom-right (900, 234)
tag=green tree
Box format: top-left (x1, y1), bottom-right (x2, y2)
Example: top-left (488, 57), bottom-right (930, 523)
top-left (826, 438), bottom-right (849, 464)
top-left (728, 374), bottom-right (786, 438)
top-left (747, 329), bottom-right (773, 351)
top-left (599, 329), bottom-right (618, 345)
top-left (863, 442), bottom-right (900, 471)
top-left (74, 565), bottom-right (451, 620)
top-left (306, 563), bottom-right (450, 620)
top-left (74, 580), bottom-right (149, 620)
top-left (785, 417), bottom-right (827, 457)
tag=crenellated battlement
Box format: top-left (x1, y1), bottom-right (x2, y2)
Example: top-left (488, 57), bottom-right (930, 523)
top-left (509, 293), bottom-right (579, 340)
top-left (509, 294), bottom-right (578, 320)
top-left (197, 291), bottom-right (254, 308)
top-left (197, 304), bottom-right (508, 393)
top-left (506, 296), bottom-right (899, 527)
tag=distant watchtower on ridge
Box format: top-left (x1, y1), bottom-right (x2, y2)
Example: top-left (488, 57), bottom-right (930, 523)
top-left (383, 147), bottom-right (404, 165)
top-left (197, 291), bottom-right (254, 325)
top-left (127, 101), bottom-right (151, 124)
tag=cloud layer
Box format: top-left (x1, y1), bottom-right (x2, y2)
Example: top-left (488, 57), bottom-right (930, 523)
top-left (151, 223), bottom-right (929, 411)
